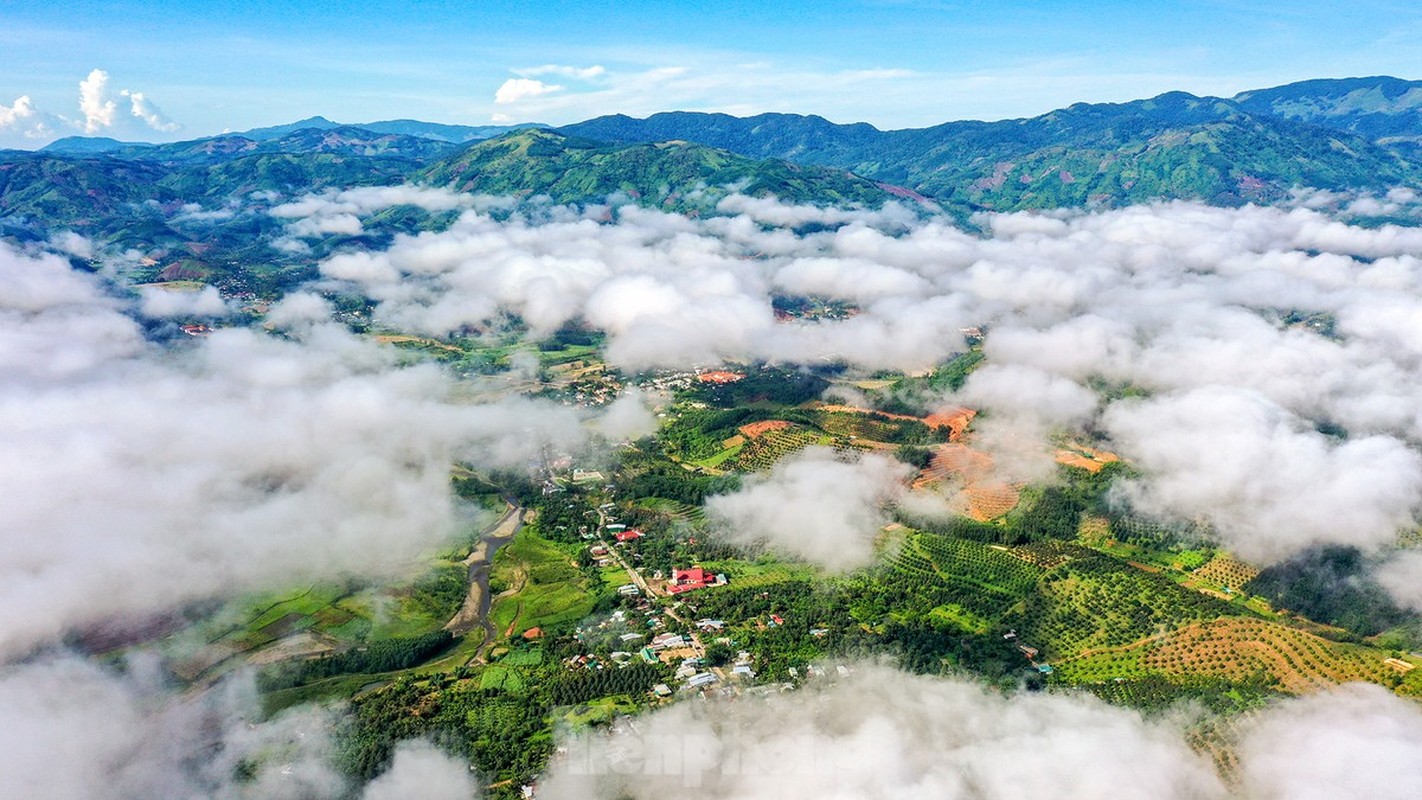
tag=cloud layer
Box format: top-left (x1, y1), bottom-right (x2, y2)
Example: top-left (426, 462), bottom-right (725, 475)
top-left (0, 244), bottom-right (594, 657)
top-left (290, 194), bottom-right (1422, 589)
top-left (0, 655), bottom-right (347, 799)
top-left (705, 447), bottom-right (910, 571)
top-left (539, 663), bottom-right (1422, 799)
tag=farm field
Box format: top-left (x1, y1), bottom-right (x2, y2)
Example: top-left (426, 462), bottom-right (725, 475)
top-left (1057, 617), bottom-right (1418, 694)
top-left (1008, 548), bottom-right (1239, 661)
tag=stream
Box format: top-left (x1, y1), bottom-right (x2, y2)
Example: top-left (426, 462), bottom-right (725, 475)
top-left (445, 501), bottom-right (524, 662)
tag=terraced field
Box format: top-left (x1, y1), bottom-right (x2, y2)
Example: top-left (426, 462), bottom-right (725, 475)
top-left (1191, 555), bottom-right (1261, 592)
top-left (815, 411), bottom-right (909, 442)
top-left (732, 424), bottom-right (826, 471)
top-left (1008, 550), bottom-right (1238, 660)
top-left (634, 496), bottom-right (707, 523)
top-left (914, 443), bottom-right (994, 485)
top-left (1053, 444), bottom-right (1120, 473)
top-left (965, 483), bottom-right (1022, 521)
top-left (1057, 617), bottom-right (1405, 694)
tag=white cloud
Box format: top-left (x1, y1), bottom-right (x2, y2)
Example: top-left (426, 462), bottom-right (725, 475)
top-left (705, 447), bottom-right (911, 571)
top-left (0, 94), bottom-right (60, 146)
top-left (0, 242), bottom-right (592, 657)
top-left (1374, 550), bottom-right (1422, 613)
top-left (540, 663), bottom-right (1226, 799)
top-left (291, 195), bottom-right (1422, 602)
top-left (591, 388), bottom-right (659, 442)
top-left (538, 662), bottom-right (1422, 800)
top-left (271, 185), bottom-right (504, 240)
top-left (79, 68), bottom-right (118, 133)
top-left (1103, 387), bottom-right (1422, 563)
top-left (0, 655), bottom-right (349, 799)
top-left (1235, 683), bottom-right (1422, 799)
top-left (0, 94), bottom-right (37, 129)
top-left (494, 78), bottom-right (564, 105)
top-left (515, 64), bottom-right (606, 80)
top-left (0, 69), bottom-right (185, 146)
top-left (361, 741), bottom-right (478, 800)
top-left (121, 89), bottom-right (180, 132)
top-left (138, 285), bottom-right (231, 319)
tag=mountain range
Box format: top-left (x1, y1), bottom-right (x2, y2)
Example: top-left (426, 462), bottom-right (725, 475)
top-left (2, 76), bottom-right (1419, 291)
top-left (560, 78), bottom-right (1422, 210)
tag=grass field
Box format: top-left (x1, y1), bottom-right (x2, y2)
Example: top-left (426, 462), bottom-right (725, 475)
top-left (489, 527), bottom-right (602, 640)
top-left (560, 695), bottom-right (640, 727)
top-left (697, 555), bottom-right (820, 588)
top-left (479, 664), bottom-right (528, 693)
top-left (633, 496), bottom-right (707, 523)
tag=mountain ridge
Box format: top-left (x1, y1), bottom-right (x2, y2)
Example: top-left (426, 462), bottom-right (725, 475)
top-left (559, 78), bottom-right (1422, 210)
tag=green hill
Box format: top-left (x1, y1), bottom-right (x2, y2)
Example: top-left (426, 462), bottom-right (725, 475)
top-left (417, 128), bottom-right (894, 210)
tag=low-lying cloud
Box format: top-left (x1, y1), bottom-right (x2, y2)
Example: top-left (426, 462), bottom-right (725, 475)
top-left (1104, 387), bottom-right (1422, 563)
top-left (705, 448), bottom-right (910, 571)
top-left (541, 664), bottom-right (1224, 799)
top-left (0, 654), bottom-right (347, 799)
top-left (286, 194), bottom-right (1422, 592)
top-left (0, 243), bottom-right (597, 657)
top-left (538, 662), bottom-right (1422, 799)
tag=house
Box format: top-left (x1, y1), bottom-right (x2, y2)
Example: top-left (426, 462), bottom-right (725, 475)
top-left (652, 683), bottom-right (673, 697)
top-left (650, 632), bottom-right (689, 650)
top-left (614, 529), bottom-right (644, 542)
top-left (685, 672), bottom-right (718, 688)
top-left (666, 567), bottom-right (726, 595)
top-left (617, 584), bottom-right (641, 596)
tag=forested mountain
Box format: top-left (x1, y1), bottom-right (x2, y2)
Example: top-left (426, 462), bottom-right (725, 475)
top-left (562, 85), bottom-right (1422, 210)
top-left (1232, 76), bottom-right (1422, 142)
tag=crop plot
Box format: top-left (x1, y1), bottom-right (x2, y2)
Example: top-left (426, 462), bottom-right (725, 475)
top-left (732, 423), bottom-right (825, 471)
top-left (1191, 555), bottom-right (1261, 592)
top-left (1053, 443), bottom-right (1120, 473)
top-left (1058, 617), bottom-right (1398, 694)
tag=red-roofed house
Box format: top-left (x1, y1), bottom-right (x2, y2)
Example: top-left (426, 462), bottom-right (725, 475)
top-left (614, 529), bottom-right (644, 542)
top-left (666, 567), bottom-right (725, 595)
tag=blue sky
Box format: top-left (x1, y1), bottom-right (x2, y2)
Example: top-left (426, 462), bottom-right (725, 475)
top-left (1, 1), bottom-right (1419, 145)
